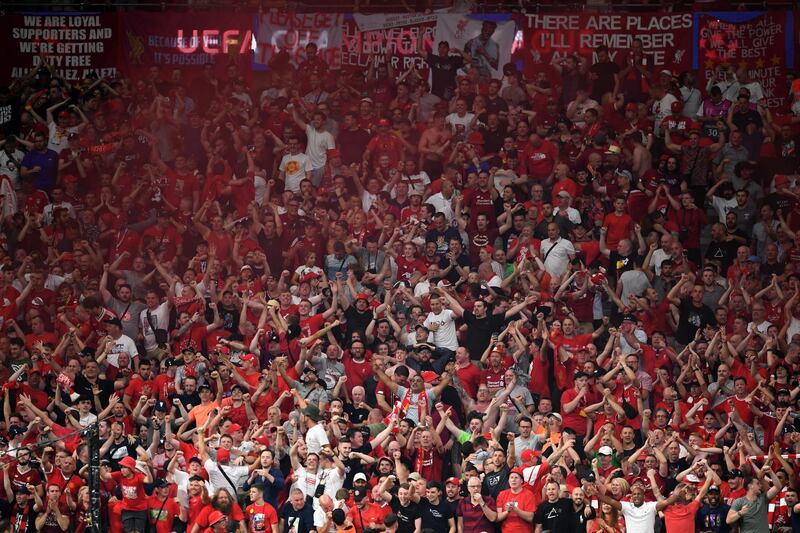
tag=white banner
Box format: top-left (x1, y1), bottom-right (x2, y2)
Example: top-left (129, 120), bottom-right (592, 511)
top-left (434, 15), bottom-right (515, 80)
top-left (254, 11), bottom-right (343, 69)
top-left (353, 13), bottom-right (439, 32)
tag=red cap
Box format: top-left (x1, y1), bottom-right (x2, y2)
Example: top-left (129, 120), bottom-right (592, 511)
top-left (216, 448), bottom-right (231, 463)
top-left (255, 435), bottom-right (270, 446)
top-left (483, 245), bottom-right (494, 254)
top-left (355, 293), bottom-right (370, 301)
top-left (420, 370), bottom-right (439, 383)
top-left (58, 111), bottom-right (70, 119)
top-left (240, 353), bottom-right (258, 365)
top-left (219, 345), bottom-right (231, 355)
top-left (228, 424), bottom-right (243, 433)
top-left (625, 102), bottom-right (638, 112)
top-left (378, 118), bottom-right (391, 127)
top-left (520, 449), bottom-right (542, 463)
top-left (775, 174), bottom-right (790, 187)
top-left (119, 456), bottom-right (137, 470)
top-left (446, 477), bottom-right (461, 486)
top-left (208, 511), bottom-right (226, 526)
top-left (510, 467), bottom-right (526, 478)
top-left (671, 101), bottom-right (684, 113)
top-left (63, 174), bottom-right (79, 183)
top-left (302, 272), bottom-right (320, 282)
top-left (328, 148), bottom-right (341, 158)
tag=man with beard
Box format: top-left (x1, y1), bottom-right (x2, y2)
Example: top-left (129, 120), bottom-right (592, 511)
top-left (533, 480), bottom-right (578, 533)
top-left (100, 267), bottom-right (146, 340)
top-left (697, 485), bottom-right (730, 533)
top-left (3, 447), bottom-right (43, 498)
top-left (726, 466), bottom-right (783, 533)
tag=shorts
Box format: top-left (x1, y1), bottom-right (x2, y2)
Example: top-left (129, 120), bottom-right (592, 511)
top-left (122, 509), bottom-right (148, 533)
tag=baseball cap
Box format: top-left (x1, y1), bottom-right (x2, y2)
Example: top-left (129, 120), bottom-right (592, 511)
top-left (208, 511), bottom-right (226, 526)
top-left (104, 317), bottom-right (123, 328)
top-left (708, 485), bottom-right (720, 493)
top-left (228, 423), bottom-right (243, 433)
top-left (378, 118), bottom-right (391, 127)
top-left (154, 400), bottom-right (168, 412)
top-left (408, 472), bottom-right (422, 481)
top-left (216, 448), bottom-right (231, 463)
top-left (520, 449), bottom-right (541, 463)
top-left (420, 370), bottom-right (438, 383)
top-left (353, 487), bottom-right (368, 501)
top-left (446, 477), bottom-right (461, 486)
top-left (354, 472), bottom-right (368, 482)
top-left (598, 446), bottom-right (613, 456)
top-left (556, 190), bottom-right (571, 198)
top-left (154, 478), bottom-right (170, 489)
top-left (240, 353), bottom-right (258, 364)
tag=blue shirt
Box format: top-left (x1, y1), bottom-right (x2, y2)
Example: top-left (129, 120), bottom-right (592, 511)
top-left (21, 148), bottom-right (59, 191)
top-left (243, 467), bottom-right (285, 509)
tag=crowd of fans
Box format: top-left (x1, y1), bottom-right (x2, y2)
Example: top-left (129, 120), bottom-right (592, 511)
top-left (0, 19), bottom-right (800, 533)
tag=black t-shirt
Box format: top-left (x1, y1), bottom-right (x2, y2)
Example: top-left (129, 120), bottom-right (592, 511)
top-left (462, 310), bottom-right (505, 361)
top-left (589, 61), bottom-right (620, 101)
top-left (418, 497), bottom-right (454, 531)
top-left (675, 299), bottom-right (715, 345)
top-left (533, 498), bottom-right (576, 533)
top-left (482, 465), bottom-right (509, 499)
top-left (704, 239), bottom-right (739, 273)
top-left (570, 503), bottom-right (596, 533)
top-left (73, 375), bottom-right (115, 410)
top-left (426, 54), bottom-right (464, 100)
top-left (389, 496), bottom-right (420, 533)
top-left (695, 502), bottom-right (730, 533)
top-left (344, 307), bottom-right (373, 338)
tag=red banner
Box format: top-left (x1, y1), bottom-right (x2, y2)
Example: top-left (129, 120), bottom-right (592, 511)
top-left (118, 12), bottom-right (253, 79)
top-left (0, 12), bottom-right (119, 84)
top-left (340, 15), bottom-right (436, 74)
top-left (520, 13), bottom-right (693, 73)
top-left (695, 12), bottom-right (792, 110)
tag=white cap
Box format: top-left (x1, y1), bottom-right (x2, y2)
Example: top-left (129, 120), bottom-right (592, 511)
top-left (354, 473), bottom-right (368, 482)
top-left (598, 446), bottom-right (614, 456)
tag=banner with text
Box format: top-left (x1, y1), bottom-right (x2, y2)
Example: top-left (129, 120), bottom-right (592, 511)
top-left (119, 12), bottom-right (253, 79)
top-left (254, 11), bottom-right (343, 70)
top-left (341, 14), bottom-right (437, 74)
top-left (434, 14), bottom-right (516, 80)
top-left (694, 11), bottom-right (794, 109)
top-left (520, 13), bottom-right (693, 74)
top-left (0, 12), bottom-right (119, 84)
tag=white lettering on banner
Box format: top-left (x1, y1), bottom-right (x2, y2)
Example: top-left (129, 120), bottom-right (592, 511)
top-left (7, 13), bottom-right (117, 82)
top-left (696, 12), bottom-right (789, 109)
top-left (340, 20), bottom-right (434, 70)
top-left (254, 10), bottom-right (343, 68)
top-left (524, 13), bottom-right (692, 68)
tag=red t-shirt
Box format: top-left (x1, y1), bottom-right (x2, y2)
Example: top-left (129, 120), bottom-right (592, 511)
top-left (245, 502), bottom-right (279, 533)
top-left (560, 387), bottom-right (589, 437)
top-left (603, 212), bottom-right (634, 250)
top-left (496, 488), bottom-right (537, 533)
top-left (148, 494), bottom-right (182, 533)
top-left (663, 499), bottom-right (700, 533)
top-left (112, 471), bottom-right (148, 511)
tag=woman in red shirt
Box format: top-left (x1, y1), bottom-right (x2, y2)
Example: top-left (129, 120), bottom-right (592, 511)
top-left (102, 456), bottom-right (153, 533)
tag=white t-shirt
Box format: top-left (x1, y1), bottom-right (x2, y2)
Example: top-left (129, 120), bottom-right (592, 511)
top-left (620, 501), bottom-right (658, 533)
top-left (47, 122), bottom-right (79, 153)
top-left (305, 125), bottom-right (335, 170)
top-left (279, 152), bottom-right (313, 193)
top-left (140, 302), bottom-right (170, 352)
top-left (424, 309), bottom-right (458, 350)
top-left (540, 238), bottom-right (576, 278)
top-left (292, 466), bottom-right (320, 499)
top-left (203, 458), bottom-right (250, 494)
top-left (399, 171), bottom-right (431, 196)
top-left (107, 334), bottom-right (140, 367)
top-left (446, 112), bottom-right (475, 141)
top-left (0, 149), bottom-right (25, 190)
top-left (652, 93), bottom-right (678, 137)
top-left (305, 423), bottom-right (330, 454)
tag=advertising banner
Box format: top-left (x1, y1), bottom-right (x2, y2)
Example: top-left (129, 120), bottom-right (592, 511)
top-left (694, 11), bottom-right (794, 109)
top-left (0, 12), bottom-right (119, 83)
top-left (119, 12), bottom-right (253, 78)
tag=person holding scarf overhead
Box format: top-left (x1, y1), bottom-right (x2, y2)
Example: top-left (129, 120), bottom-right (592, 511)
top-left (372, 360), bottom-right (453, 425)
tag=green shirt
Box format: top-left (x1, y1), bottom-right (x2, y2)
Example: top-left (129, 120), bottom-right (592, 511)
top-left (730, 494), bottom-right (769, 533)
